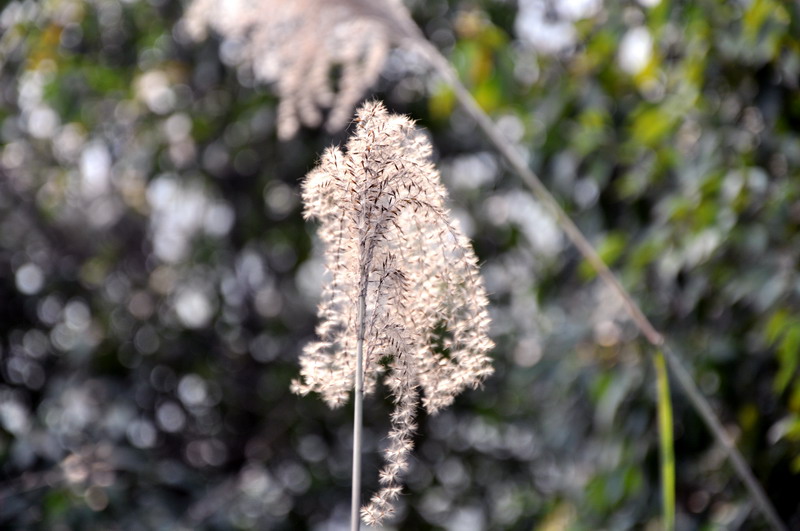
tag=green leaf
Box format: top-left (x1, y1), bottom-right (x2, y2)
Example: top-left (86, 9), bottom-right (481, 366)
top-left (766, 310), bottom-right (790, 344)
top-left (630, 106), bottom-right (678, 147)
top-left (776, 326), bottom-right (800, 394)
top-left (429, 83), bottom-right (456, 120)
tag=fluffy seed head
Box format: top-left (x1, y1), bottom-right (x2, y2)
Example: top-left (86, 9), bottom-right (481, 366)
top-left (294, 101), bottom-right (493, 525)
top-left (183, 0), bottom-right (415, 140)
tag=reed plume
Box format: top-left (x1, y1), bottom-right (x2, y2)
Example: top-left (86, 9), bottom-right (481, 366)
top-left (183, 0), bottom-right (415, 140)
top-left (293, 101), bottom-right (493, 525)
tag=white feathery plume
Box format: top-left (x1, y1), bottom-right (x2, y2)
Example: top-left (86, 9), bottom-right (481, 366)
top-left (183, 0), bottom-right (416, 140)
top-left (294, 101), bottom-right (493, 525)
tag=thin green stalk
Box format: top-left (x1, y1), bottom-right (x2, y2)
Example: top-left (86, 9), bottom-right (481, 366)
top-left (350, 276), bottom-right (367, 531)
top-left (662, 343), bottom-right (787, 531)
top-left (654, 350), bottom-right (675, 531)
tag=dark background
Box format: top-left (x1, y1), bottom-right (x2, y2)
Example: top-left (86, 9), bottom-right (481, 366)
top-left (1, 0), bottom-right (799, 529)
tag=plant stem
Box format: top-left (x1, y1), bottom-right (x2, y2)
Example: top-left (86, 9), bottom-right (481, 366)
top-left (662, 343), bottom-right (787, 531)
top-left (350, 274), bottom-right (367, 531)
top-left (405, 34), bottom-right (788, 531)
top-left (654, 350), bottom-right (675, 531)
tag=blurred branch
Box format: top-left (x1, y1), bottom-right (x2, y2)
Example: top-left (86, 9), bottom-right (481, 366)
top-left (0, 469), bottom-right (59, 500)
top-left (0, 445), bottom-right (115, 505)
top-left (403, 23), bottom-right (789, 531)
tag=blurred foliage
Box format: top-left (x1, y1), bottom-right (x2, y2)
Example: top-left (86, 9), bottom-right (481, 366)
top-left (0, 0), bottom-right (799, 529)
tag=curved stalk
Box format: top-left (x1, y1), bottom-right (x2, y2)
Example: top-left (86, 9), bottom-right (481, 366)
top-left (404, 33), bottom-right (788, 531)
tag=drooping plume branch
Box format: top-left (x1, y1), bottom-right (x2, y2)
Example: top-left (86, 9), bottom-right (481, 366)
top-left (294, 101), bottom-right (494, 526)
